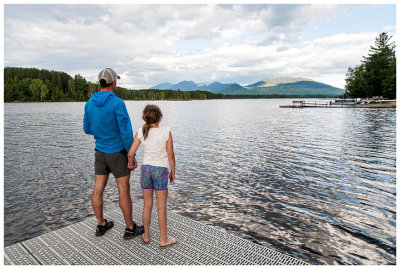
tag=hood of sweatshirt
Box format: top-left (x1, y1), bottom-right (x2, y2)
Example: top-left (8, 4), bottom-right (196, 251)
top-left (91, 91), bottom-right (115, 107)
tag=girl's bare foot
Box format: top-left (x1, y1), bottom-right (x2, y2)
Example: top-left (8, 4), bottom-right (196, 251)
top-left (160, 237), bottom-right (179, 248)
top-left (142, 233), bottom-right (150, 243)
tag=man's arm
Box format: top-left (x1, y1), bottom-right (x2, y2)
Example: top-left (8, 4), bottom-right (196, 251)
top-left (115, 100), bottom-right (134, 152)
top-left (83, 103), bottom-right (92, 134)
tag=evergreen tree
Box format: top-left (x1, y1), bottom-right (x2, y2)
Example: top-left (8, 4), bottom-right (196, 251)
top-left (346, 32), bottom-right (396, 98)
top-left (382, 60), bottom-right (396, 99)
top-left (44, 79), bottom-right (54, 101)
top-left (4, 78), bottom-right (17, 102)
top-left (19, 78), bottom-right (33, 101)
top-left (57, 73), bottom-right (64, 94)
top-left (345, 65), bottom-right (368, 98)
top-left (363, 32), bottom-right (396, 97)
top-left (68, 78), bottom-right (75, 99)
top-left (74, 74), bottom-right (89, 101)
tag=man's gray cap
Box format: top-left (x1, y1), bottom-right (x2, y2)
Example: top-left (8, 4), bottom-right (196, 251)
top-left (98, 68), bottom-right (120, 84)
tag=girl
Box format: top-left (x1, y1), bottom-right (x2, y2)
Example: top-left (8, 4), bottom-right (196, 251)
top-left (127, 104), bottom-right (178, 247)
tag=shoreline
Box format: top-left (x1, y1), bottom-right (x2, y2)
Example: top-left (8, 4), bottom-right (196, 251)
top-left (353, 101), bottom-right (396, 108)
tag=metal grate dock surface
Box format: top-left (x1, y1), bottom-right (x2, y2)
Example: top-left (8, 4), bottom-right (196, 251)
top-left (4, 203), bottom-right (309, 265)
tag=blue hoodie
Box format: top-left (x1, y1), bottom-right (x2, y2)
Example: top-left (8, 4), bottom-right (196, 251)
top-left (83, 91), bottom-right (133, 154)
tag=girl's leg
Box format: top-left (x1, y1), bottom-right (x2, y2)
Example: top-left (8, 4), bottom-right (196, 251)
top-left (142, 188), bottom-right (154, 242)
top-left (155, 189), bottom-right (169, 244)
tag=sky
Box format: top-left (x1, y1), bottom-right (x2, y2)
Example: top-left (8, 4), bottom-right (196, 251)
top-left (3, 3), bottom-right (397, 89)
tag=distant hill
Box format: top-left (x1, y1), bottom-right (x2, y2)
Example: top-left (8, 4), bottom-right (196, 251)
top-left (197, 81), bottom-right (237, 92)
top-left (173, 80), bottom-right (198, 91)
top-left (150, 77), bottom-right (344, 97)
top-left (151, 80), bottom-right (240, 92)
top-left (221, 80), bottom-right (344, 96)
top-left (245, 77), bottom-right (314, 87)
top-left (150, 80), bottom-right (247, 93)
top-left (150, 82), bottom-right (174, 89)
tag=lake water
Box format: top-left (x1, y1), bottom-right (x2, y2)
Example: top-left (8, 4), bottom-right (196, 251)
top-left (4, 99), bottom-right (396, 265)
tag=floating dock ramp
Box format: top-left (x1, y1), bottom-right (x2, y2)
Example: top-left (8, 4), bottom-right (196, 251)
top-left (4, 203), bottom-right (308, 265)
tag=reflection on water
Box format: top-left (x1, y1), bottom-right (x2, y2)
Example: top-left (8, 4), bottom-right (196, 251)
top-left (4, 100), bottom-right (396, 265)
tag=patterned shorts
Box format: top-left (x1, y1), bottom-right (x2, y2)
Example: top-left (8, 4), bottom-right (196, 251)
top-left (140, 165), bottom-right (169, 191)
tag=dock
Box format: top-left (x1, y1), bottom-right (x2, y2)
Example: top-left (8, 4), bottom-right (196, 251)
top-left (4, 202), bottom-right (308, 265)
top-left (280, 100), bottom-right (396, 108)
top-left (280, 100), bottom-right (354, 108)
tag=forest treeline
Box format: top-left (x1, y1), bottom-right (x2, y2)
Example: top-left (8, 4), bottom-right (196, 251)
top-left (345, 32), bottom-right (396, 99)
top-left (4, 67), bottom-right (232, 102)
top-left (114, 87), bottom-right (231, 101)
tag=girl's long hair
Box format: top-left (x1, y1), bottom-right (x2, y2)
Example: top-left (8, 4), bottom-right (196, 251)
top-left (142, 104), bottom-right (163, 140)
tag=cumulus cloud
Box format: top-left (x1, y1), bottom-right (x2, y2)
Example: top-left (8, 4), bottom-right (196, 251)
top-left (4, 4), bottom-right (395, 89)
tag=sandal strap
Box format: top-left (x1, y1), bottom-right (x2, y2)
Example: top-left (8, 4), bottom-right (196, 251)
top-left (133, 225), bottom-right (144, 235)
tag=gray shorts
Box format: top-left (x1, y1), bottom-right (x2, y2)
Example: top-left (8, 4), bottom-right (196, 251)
top-left (95, 149), bottom-right (130, 178)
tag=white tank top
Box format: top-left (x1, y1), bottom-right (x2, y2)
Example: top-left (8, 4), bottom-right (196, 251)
top-left (137, 126), bottom-right (170, 168)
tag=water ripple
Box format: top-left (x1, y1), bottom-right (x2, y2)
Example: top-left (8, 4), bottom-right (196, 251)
top-left (4, 100), bottom-right (396, 265)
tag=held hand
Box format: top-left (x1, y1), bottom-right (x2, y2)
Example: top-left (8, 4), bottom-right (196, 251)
top-left (127, 162), bottom-right (133, 170)
top-left (132, 159), bottom-right (137, 170)
top-left (127, 158), bottom-right (137, 171)
top-left (169, 171), bottom-right (175, 184)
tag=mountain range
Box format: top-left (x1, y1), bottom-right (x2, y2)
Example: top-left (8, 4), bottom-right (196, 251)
top-left (150, 77), bottom-right (344, 96)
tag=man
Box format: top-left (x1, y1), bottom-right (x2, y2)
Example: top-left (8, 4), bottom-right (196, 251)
top-left (83, 68), bottom-right (144, 239)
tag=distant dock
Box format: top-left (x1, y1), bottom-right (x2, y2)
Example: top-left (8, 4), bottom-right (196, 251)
top-left (4, 202), bottom-right (308, 265)
top-left (280, 100), bottom-right (396, 108)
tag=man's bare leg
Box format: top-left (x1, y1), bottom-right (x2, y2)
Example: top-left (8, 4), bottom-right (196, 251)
top-left (92, 174), bottom-right (109, 226)
top-left (116, 174), bottom-right (134, 229)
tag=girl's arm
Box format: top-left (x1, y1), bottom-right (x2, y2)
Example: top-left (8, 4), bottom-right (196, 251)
top-left (127, 132), bottom-right (141, 170)
top-left (166, 131), bottom-right (175, 183)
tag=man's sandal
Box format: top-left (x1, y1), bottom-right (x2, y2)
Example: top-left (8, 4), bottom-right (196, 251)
top-left (95, 219), bottom-right (114, 236)
top-left (123, 224), bottom-right (145, 240)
